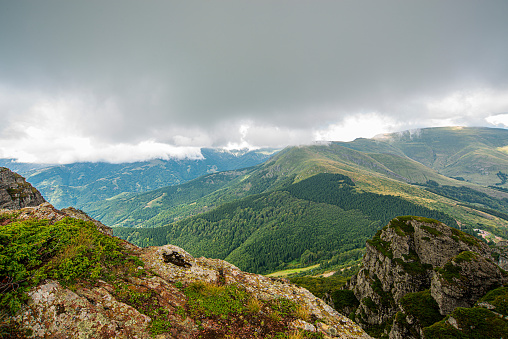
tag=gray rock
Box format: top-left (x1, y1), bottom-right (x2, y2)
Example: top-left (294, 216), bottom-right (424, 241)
top-left (346, 216), bottom-right (507, 338)
top-left (0, 167), bottom-right (45, 209)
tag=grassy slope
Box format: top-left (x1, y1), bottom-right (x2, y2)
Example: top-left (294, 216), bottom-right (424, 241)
top-left (101, 131), bottom-right (508, 236)
top-left (376, 127), bottom-right (508, 186)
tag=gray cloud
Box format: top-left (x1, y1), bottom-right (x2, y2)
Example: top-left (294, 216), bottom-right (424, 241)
top-left (1, 1), bottom-right (508, 162)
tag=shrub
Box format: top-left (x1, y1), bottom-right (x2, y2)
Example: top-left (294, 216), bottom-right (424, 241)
top-left (0, 217), bottom-right (126, 315)
top-left (184, 281), bottom-right (248, 318)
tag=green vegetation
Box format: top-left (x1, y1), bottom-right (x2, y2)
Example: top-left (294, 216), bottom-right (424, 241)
top-left (184, 281), bottom-right (248, 318)
top-left (434, 261), bottom-right (463, 284)
top-left (450, 227), bottom-right (481, 248)
top-left (285, 174), bottom-right (457, 229)
top-left (115, 174), bottom-right (457, 274)
top-left (181, 280), bottom-right (323, 339)
top-left (0, 216), bottom-right (129, 315)
top-left (115, 190), bottom-right (379, 274)
top-left (420, 224), bottom-right (443, 236)
top-left (423, 307), bottom-right (508, 338)
top-left (330, 290), bottom-right (359, 314)
top-left (289, 276), bottom-right (349, 299)
top-left (266, 264), bottom-right (320, 277)
top-left (370, 275), bottom-right (395, 309)
top-left (424, 183), bottom-right (508, 216)
top-left (399, 290), bottom-right (444, 328)
top-left (477, 286), bottom-right (508, 317)
top-left (453, 250), bottom-right (479, 264)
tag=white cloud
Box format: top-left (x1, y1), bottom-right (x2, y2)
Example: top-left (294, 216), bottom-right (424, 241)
top-left (424, 88), bottom-right (508, 120)
top-left (486, 114), bottom-right (508, 127)
top-left (313, 113), bottom-right (405, 142)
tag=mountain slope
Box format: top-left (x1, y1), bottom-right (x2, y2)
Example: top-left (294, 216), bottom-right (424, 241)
top-left (97, 132), bottom-right (508, 231)
top-left (373, 127), bottom-right (508, 186)
top-left (105, 127), bottom-right (508, 278)
top-left (5, 147), bottom-right (278, 209)
top-left (114, 173), bottom-right (461, 275)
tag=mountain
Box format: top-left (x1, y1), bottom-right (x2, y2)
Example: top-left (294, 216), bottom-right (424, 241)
top-left (2, 148), bottom-right (278, 210)
top-left (0, 199), bottom-right (370, 338)
top-left (371, 126), bottom-right (508, 186)
top-left (114, 174), bottom-right (459, 275)
top-left (104, 127), bottom-right (508, 276)
top-left (95, 127), bottom-right (508, 229)
top-left (339, 216), bottom-right (508, 339)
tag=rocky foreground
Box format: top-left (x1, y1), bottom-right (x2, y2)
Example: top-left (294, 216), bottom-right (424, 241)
top-left (0, 174), bottom-right (370, 339)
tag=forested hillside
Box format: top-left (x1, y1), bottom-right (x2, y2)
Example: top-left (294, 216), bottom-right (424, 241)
top-left (108, 127), bottom-right (508, 278)
top-left (115, 174), bottom-right (458, 274)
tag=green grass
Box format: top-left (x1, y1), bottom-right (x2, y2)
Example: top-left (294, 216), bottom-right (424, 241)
top-left (266, 264), bottom-right (320, 277)
top-left (184, 281), bottom-right (248, 318)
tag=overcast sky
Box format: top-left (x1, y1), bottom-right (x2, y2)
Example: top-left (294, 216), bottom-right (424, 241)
top-left (1, 0), bottom-right (508, 163)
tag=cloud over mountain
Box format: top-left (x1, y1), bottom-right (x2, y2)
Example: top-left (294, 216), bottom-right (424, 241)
top-left (1, 1), bottom-right (508, 163)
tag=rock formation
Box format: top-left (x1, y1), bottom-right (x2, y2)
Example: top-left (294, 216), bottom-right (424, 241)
top-left (344, 216), bottom-right (508, 339)
top-left (0, 167), bottom-right (45, 209)
top-left (1, 200), bottom-right (370, 338)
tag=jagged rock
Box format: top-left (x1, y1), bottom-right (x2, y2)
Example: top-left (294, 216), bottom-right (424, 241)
top-left (494, 240), bottom-right (508, 270)
top-left (0, 167), bottom-right (45, 209)
top-left (141, 244), bottom-right (371, 338)
top-left (15, 280), bottom-right (153, 338)
top-left (431, 251), bottom-right (508, 315)
top-left (3, 207), bottom-right (371, 338)
top-left (345, 216), bottom-right (507, 339)
top-left (0, 168), bottom-right (112, 235)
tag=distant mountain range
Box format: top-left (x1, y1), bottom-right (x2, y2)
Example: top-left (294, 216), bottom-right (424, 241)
top-left (3, 127), bottom-right (508, 275)
top-left (0, 148), bottom-right (279, 209)
top-left (101, 127), bottom-right (508, 274)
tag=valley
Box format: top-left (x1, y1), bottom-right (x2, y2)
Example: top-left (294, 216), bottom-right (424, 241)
top-left (1, 127), bottom-right (508, 338)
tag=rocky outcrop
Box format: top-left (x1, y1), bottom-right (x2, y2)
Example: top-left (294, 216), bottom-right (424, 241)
top-left (493, 240), bottom-right (508, 270)
top-left (345, 216), bottom-right (508, 339)
top-left (2, 203), bottom-right (370, 339)
top-left (0, 167), bottom-right (45, 209)
top-left (1, 201), bottom-right (113, 235)
top-left (431, 251), bottom-right (507, 315)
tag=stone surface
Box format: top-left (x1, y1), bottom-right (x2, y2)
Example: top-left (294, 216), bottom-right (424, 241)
top-left (345, 216), bottom-right (507, 339)
top-left (0, 167), bottom-right (45, 209)
top-left (4, 202), bottom-right (370, 338)
top-left (2, 201), bottom-right (113, 235)
top-left (431, 252), bottom-right (508, 315)
top-left (141, 244), bottom-right (371, 339)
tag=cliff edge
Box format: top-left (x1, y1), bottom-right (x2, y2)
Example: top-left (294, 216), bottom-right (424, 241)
top-left (342, 216), bottom-right (508, 339)
top-left (0, 167), bottom-right (45, 209)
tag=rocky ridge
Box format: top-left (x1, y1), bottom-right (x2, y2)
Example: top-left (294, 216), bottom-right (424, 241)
top-left (1, 202), bottom-right (370, 338)
top-left (344, 216), bottom-right (508, 338)
top-left (0, 167), bottom-right (45, 209)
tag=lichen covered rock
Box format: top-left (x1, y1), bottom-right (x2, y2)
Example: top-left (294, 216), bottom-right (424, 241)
top-left (2, 205), bottom-right (370, 338)
top-left (345, 216), bottom-right (507, 339)
top-left (0, 167), bottom-right (45, 209)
